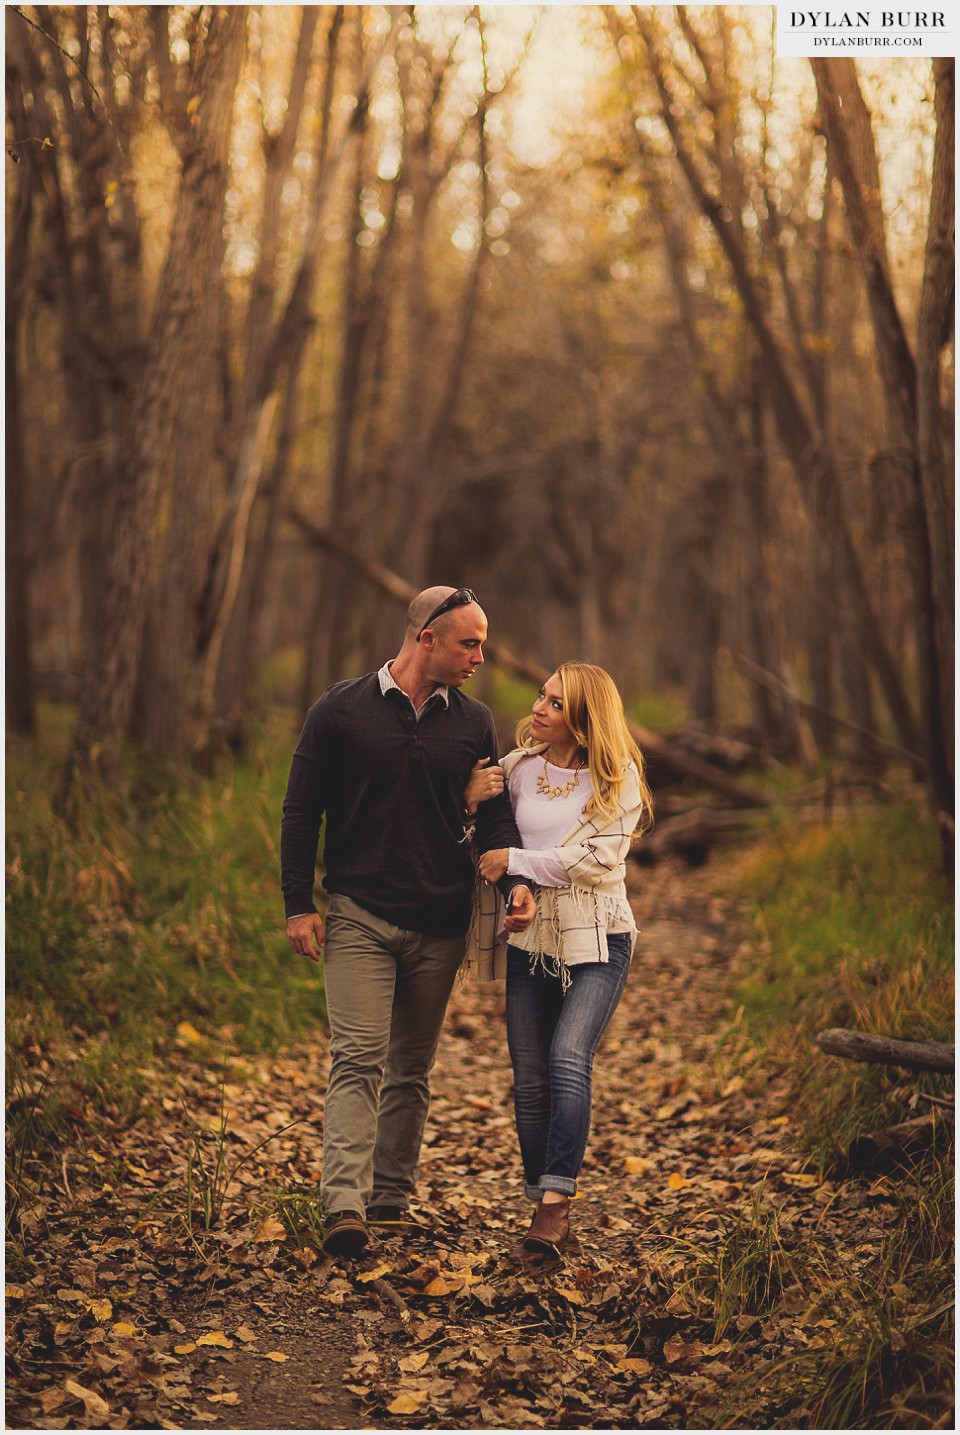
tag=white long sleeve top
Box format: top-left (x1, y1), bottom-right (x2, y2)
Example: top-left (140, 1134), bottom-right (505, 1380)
top-left (465, 745), bottom-right (641, 981)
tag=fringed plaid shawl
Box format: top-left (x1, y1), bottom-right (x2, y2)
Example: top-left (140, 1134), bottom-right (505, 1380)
top-left (463, 746), bottom-right (642, 983)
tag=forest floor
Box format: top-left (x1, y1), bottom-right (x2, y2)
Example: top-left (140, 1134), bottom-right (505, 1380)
top-left (5, 851), bottom-right (945, 1431)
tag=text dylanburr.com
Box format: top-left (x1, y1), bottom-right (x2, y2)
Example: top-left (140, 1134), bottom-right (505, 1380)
top-left (774, 8), bottom-right (955, 57)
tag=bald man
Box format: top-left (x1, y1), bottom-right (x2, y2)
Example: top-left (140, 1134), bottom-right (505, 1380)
top-left (281, 587), bottom-right (536, 1256)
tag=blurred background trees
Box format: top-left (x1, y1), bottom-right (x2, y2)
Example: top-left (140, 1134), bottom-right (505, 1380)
top-left (5, 5), bottom-right (954, 832)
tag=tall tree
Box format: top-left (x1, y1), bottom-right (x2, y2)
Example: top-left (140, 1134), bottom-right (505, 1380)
top-left (65, 6), bottom-right (247, 787)
top-left (5, 35), bottom-right (37, 733)
top-left (812, 57), bottom-right (953, 828)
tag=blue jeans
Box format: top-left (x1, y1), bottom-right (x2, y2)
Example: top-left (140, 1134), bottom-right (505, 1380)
top-left (505, 933), bottom-right (632, 1200)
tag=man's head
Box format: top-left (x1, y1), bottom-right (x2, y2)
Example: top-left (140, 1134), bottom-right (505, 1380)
top-left (405, 586), bottom-right (487, 688)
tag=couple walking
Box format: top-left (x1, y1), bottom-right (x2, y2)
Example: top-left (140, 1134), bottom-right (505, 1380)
top-left (281, 587), bottom-right (653, 1262)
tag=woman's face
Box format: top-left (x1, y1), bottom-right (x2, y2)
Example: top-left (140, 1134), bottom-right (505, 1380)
top-left (531, 671), bottom-right (575, 752)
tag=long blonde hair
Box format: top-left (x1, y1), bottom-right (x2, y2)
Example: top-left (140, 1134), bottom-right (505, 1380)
top-left (516, 662), bottom-right (654, 831)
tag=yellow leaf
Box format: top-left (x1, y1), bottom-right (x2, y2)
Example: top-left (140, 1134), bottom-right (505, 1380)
top-left (261, 1351), bottom-right (289, 1363)
top-left (209, 1392), bottom-right (239, 1405)
top-left (781, 1172), bottom-right (819, 1187)
top-left (423, 1276), bottom-right (456, 1295)
top-left (388, 1393), bottom-right (424, 1414)
top-left (64, 1379), bottom-right (110, 1419)
top-left (197, 1331), bottom-right (234, 1348)
top-left (356, 1262), bottom-right (395, 1283)
top-left (398, 1351), bottom-right (430, 1372)
top-left (176, 1020), bottom-right (205, 1045)
top-left (252, 1215), bottom-right (287, 1243)
top-left (110, 1321), bottom-right (138, 1338)
top-left (186, 96), bottom-right (201, 115)
top-left (174, 1342), bottom-right (197, 1355)
top-left (5, 1285), bottom-right (25, 1300)
top-left (667, 1172), bottom-right (692, 1190)
top-left (86, 1299), bottom-right (113, 1323)
top-left (624, 1155), bottom-right (654, 1174)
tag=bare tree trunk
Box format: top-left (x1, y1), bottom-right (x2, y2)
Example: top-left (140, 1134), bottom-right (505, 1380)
top-left (65, 8), bottom-right (247, 787)
top-left (202, 8), bottom-right (397, 727)
top-left (813, 57), bottom-right (952, 828)
top-left (625, 11), bottom-right (920, 761)
top-left (916, 58), bottom-right (955, 770)
top-left (5, 54), bottom-right (36, 733)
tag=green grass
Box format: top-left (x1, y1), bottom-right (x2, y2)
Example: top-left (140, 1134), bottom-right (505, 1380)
top-left (6, 704), bottom-right (328, 1114)
top-left (728, 802), bottom-right (953, 1162)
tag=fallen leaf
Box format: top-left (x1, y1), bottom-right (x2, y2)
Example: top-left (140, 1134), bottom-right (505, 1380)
top-left (388, 1392), bottom-right (425, 1414)
top-left (110, 1321), bottom-right (138, 1338)
top-left (234, 1326), bottom-right (257, 1343)
top-left (398, 1351), bottom-right (430, 1372)
top-left (86, 1298), bottom-right (113, 1323)
top-left (261, 1351), bottom-right (288, 1363)
top-left (174, 1343), bottom-right (197, 1355)
top-left (209, 1392), bottom-right (240, 1405)
top-left (781, 1172), bottom-right (819, 1187)
top-left (356, 1262), bottom-right (395, 1283)
top-left (64, 1379), bottom-right (110, 1419)
top-left (616, 1357), bottom-right (652, 1375)
top-left (623, 1155), bottom-right (655, 1174)
top-left (176, 1020), bottom-right (205, 1045)
top-left (556, 1286), bottom-right (588, 1305)
top-left (252, 1215), bottom-right (286, 1243)
top-left (5, 1285), bottom-right (25, 1301)
top-left (197, 1331), bottom-right (234, 1349)
top-left (667, 1172), bottom-right (692, 1190)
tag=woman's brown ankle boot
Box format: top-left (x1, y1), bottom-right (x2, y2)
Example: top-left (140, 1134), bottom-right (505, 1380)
top-left (521, 1196), bottom-right (571, 1256)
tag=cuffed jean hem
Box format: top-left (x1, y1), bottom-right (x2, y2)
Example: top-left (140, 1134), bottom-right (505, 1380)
top-left (526, 1176), bottom-right (577, 1201)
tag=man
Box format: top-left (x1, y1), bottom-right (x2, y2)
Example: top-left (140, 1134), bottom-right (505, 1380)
top-left (281, 586), bottom-right (536, 1257)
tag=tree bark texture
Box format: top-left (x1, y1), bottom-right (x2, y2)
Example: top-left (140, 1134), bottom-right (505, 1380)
top-left (916, 59), bottom-right (955, 763)
top-left (627, 12), bottom-right (921, 762)
top-left (816, 1028), bottom-right (954, 1074)
top-left (5, 47), bottom-right (37, 733)
top-left (812, 58), bottom-right (952, 825)
top-left (68, 7), bottom-right (247, 775)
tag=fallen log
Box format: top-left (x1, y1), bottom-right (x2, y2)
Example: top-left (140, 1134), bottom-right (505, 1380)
top-left (847, 1113), bottom-right (950, 1172)
top-left (285, 509), bottom-right (770, 811)
top-left (730, 651), bottom-right (925, 770)
top-left (816, 1028), bottom-right (955, 1074)
top-left (631, 806), bottom-right (759, 866)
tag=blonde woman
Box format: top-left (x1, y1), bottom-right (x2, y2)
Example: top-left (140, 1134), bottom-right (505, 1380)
top-left (465, 663), bottom-right (653, 1261)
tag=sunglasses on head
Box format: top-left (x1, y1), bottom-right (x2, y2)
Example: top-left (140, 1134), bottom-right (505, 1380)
top-left (415, 588), bottom-right (479, 642)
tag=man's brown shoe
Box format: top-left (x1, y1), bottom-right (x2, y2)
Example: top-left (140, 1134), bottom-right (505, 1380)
top-left (521, 1197), bottom-right (571, 1257)
top-left (322, 1210), bottom-right (369, 1257)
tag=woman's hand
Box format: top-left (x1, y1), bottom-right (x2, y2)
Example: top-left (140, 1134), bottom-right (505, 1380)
top-left (504, 885), bottom-right (536, 934)
top-left (478, 848), bottom-right (509, 882)
top-left (464, 757), bottom-right (504, 814)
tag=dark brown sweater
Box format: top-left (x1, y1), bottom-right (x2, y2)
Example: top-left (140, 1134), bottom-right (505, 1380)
top-left (280, 671), bottom-right (524, 937)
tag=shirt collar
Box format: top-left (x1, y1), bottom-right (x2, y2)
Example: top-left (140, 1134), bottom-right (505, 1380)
top-left (378, 661), bottom-right (450, 713)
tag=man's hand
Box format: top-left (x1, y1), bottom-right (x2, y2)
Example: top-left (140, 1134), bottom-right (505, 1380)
top-left (478, 847), bottom-right (509, 882)
top-left (504, 885), bottom-right (537, 934)
top-left (286, 913), bottom-right (324, 962)
top-left (464, 757), bottom-right (505, 813)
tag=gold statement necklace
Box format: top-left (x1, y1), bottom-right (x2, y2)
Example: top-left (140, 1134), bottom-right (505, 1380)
top-left (536, 754), bottom-right (585, 800)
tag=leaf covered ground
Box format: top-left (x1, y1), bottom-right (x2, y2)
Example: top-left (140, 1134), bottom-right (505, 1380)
top-left (6, 853), bottom-right (953, 1430)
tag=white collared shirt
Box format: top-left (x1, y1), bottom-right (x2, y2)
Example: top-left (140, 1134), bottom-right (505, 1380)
top-left (378, 661), bottom-right (450, 720)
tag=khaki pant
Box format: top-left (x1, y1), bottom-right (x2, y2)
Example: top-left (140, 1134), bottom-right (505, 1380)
top-left (321, 893), bottom-right (465, 1216)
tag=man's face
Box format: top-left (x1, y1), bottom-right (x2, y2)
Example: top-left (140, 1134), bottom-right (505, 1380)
top-left (423, 603), bottom-right (487, 688)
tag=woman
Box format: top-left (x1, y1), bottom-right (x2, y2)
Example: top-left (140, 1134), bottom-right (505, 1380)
top-left (464, 663), bottom-right (653, 1261)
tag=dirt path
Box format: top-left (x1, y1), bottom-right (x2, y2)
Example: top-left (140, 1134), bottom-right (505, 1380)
top-left (6, 854), bottom-right (909, 1430)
